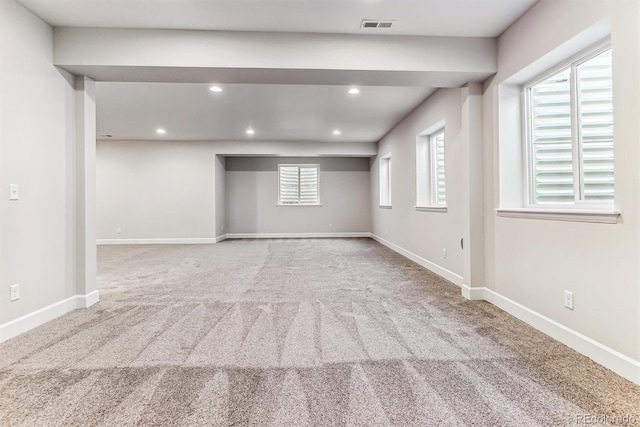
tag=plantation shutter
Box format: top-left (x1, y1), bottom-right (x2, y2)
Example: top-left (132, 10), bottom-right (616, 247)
top-left (529, 68), bottom-right (574, 204)
top-left (279, 166), bottom-right (300, 204)
top-left (278, 165), bottom-right (319, 205)
top-left (299, 166), bottom-right (319, 204)
top-left (577, 49), bottom-right (614, 201)
top-left (432, 131), bottom-right (446, 206)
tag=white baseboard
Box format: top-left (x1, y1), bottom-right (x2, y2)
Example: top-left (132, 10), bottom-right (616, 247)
top-left (225, 232), bottom-right (372, 239)
top-left (370, 234), bottom-right (463, 286)
top-left (368, 235), bottom-right (639, 385)
top-left (461, 284), bottom-right (485, 300)
top-left (474, 287), bottom-right (640, 386)
top-left (78, 290), bottom-right (100, 308)
top-left (97, 234), bottom-right (370, 244)
top-left (97, 238), bottom-right (217, 245)
top-left (0, 291), bottom-right (101, 344)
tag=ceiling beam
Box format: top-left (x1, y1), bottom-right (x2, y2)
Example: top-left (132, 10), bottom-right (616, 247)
top-left (53, 28), bottom-right (497, 85)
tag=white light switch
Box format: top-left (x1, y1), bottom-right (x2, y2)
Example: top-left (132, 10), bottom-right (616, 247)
top-left (9, 184), bottom-right (19, 200)
top-left (10, 284), bottom-right (20, 301)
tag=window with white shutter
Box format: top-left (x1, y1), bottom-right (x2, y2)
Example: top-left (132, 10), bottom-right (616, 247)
top-left (525, 45), bottom-right (613, 206)
top-left (379, 155), bottom-right (391, 207)
top-left (430, 130), bottom-right (446, 206)
top-left (278, 164), bottom-right (320, 205)
top-left (416, 126), bottom-right (446, 209)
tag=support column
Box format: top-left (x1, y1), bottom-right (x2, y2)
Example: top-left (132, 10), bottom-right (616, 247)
top-left (75, 76), bottom-right (99, 307)
top-left (461, 83), bottom-right (485, 300)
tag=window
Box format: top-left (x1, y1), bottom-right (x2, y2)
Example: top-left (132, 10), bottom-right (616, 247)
top-left (524, 45), bottom-right (613, 206)
top-left (379, 155), bottom-right (391, 207)
top-left (416, 126), bottom-right (446, 209)
top-left (278, 164), bottom-right (320, 205)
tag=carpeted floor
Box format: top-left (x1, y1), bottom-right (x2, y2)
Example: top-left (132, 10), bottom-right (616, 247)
top-left (0, 238), bottom-right (638, 426)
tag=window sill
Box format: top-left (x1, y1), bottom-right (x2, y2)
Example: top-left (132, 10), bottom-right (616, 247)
top-left (277, 204), bottom-right (322, 207)
top-left (379, 205), bottom-right (392, 209)
top-left (415, 206), bottom-right (448, 213)
top-left (496, 208), bottom-right (620, 224)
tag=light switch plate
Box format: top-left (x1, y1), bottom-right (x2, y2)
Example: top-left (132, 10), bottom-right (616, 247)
top-left (9, 184), bottom-right (19, 200)
top-left (564, 290), bottom-right (574, 310)
top-left (10, 284), bottom-right (20, 301)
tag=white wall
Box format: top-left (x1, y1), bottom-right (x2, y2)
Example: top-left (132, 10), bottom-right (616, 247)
top-left (96, 140), bottom-right (216, 240)
top-left (0, 0), bottom-right (77, 325)
top-left (371, 89), bottom-right (465, 281)
top-left (226, 157), bottom-right (371, 234)
top-left (484, 0), bottom-right (640, 361)
top-left (215, 154), bottom-right (226, 238)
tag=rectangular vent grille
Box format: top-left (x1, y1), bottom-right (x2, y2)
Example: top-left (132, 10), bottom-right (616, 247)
top-left (361, 20), bottom-right (395, 29)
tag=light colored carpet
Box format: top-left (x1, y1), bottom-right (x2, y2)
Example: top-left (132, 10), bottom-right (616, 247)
top-left (0, 238), bottom-right (638, 426)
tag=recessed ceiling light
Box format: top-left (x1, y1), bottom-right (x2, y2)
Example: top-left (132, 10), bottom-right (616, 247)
top-left (333, 130), bottom-right (341, 135)
top-left (348, 88), bottom-right (360, 95)
top-left (246, 128), bottom-right (255, 135)
top-left (156, 128), bottom-right (166, 135)
top-left (209, 86), bottom-right (223, 93)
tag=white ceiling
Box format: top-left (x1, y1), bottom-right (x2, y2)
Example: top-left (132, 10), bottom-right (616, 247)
top-left (97, 83), bottom-right (433, 142)
top-left (19, 0), bottom-right (537, 37)
top-left (23, 0), bottom-right (537, 143)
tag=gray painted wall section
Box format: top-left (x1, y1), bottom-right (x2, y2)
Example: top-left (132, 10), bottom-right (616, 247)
top-left (226, 157), bottom-right (371, 234)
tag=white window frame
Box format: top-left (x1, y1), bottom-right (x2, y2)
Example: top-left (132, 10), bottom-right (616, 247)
top-left (522, 41), bottom-right (614, 210)
top-left (379, 154), bottom-right (392, 208)
top-left (277, 164), bottom-right (321, 206)
top-left (416, 121), bottom-right (447, 212)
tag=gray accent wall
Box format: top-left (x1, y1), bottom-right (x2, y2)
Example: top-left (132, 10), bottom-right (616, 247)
top-left (226, 157), bottom-right (371, 234)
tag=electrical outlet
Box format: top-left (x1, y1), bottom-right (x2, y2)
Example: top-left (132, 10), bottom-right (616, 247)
top-left (221, 225), bottom-right (224, 231)
top-left (9, 184), bottom-right (19, 200)
top-left (328, 223), bottom-right (333, 229)
top-left (116, 228), bottom-right (122, 234)
top-left (564, 290), bottom-right (574, 310)
top-left (10, 284), bottom-right (19, 301)
top-left (442, 248), bottom-right (447, 259)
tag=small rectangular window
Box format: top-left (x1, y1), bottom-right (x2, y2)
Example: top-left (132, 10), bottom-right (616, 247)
top-left (379, 155), bottom-right (391, 207)
top-left (525, 45), bottom-right (613, 206)
top-left (416, 126), bottom-right (446, 208)
top-left (278, 164), bottom-right (320, 205)
top-left (430, 130), bottom-right (446, 206)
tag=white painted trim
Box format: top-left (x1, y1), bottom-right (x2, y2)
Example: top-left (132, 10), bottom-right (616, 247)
top-left (215, 234), bottom-right (228, 243)
top-left (226, 232), bottom-right (371, 239)
top-left (466, 287), bottom-right (640, 386)
top-left (367, 236), bottom-right (639, 384)
top-left (415, 206), bottom-right (448, 213)
top-left (277, 204), bottom-right (323, 207)
top-left (78, 290), bottom-right (100, 308)
top-left (0, 291), bottom-right (101, 344)
top-left (461, 284), bottom-right (484, 300)
top-left (97, 238), bottom-right (218, 245)
top-left (370, 234), bottom-right (463, 286)
top-left (496, 208), bottom-right (620, 224)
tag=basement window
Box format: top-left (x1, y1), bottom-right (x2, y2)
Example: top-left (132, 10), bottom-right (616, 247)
top-left (524, 44), bottom-right (614, 207)
top-left (416, 124), bottom-right (447, 211)
top-left (379, 154), bottom-right (391, 207)
top-left (278, 164), bottom-right (320, 206)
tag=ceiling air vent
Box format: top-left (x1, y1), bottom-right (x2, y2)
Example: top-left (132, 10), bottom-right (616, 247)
top-left (361, 19), bottom-right (395, 29)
